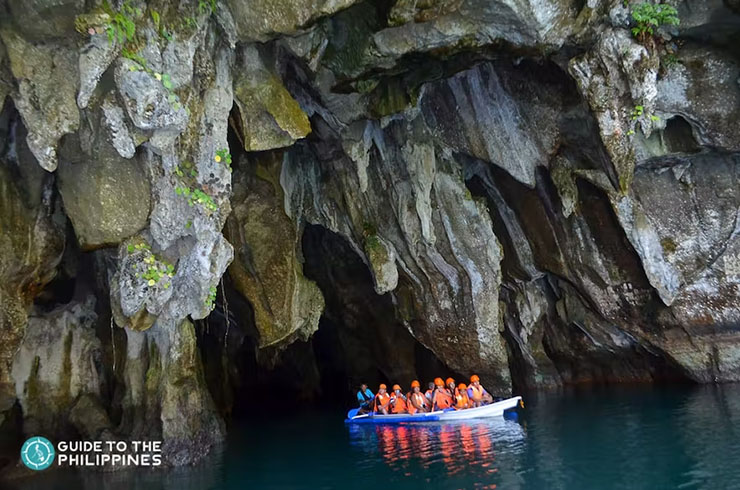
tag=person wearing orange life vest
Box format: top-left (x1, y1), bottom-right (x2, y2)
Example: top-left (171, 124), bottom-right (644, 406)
top-left (432, 377), bottom-right (454, 410)
top-left (467, 374), bottom-right (494, 407)
top-left (455, 383), bottom-right (471, 409)
top-left (407, 380), bottom-right (431, 414)
top-left (374, 384), bottom-right (392, 414)
top-left (425, 382), bottom-right (435, 402)
top-left (390, 384), bottom-right (408, 414)
top-left (446, 377), bottom-right (457, 396)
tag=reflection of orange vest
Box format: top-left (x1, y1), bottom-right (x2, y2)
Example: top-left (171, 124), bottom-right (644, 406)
top-left (374, 392), bottom-right (390, 412)
top-left (391, 393), bottom-right (407, 413)
top-left (408, 392), bottom-right (428, 414)
top-left (470, 385), bottom-right (485, 401)
top-left (434, 388), bottom-right (453, 409)
top-left (455, 391), bottom-right (470, 409)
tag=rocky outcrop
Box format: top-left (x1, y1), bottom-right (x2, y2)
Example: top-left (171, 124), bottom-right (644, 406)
top-left (0, 111), bottom-right (65, 432)
top-left (226, 151), bottom-right (324, 348)
top-left (11, 296), bottom-right (109, 439)
top-left (280, 112), bottom-right (510, 390)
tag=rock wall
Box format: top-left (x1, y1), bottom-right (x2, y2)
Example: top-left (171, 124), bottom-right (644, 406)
top-left (0, 0), bottom-right (739, 467)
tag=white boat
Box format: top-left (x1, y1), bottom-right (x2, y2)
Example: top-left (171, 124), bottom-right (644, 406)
top-left (345, 396), bottom-right (523, 424)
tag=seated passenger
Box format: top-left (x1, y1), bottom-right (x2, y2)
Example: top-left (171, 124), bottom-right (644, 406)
top-left (432, 377), bottom-right (454, 410)
top-left (390, 384), bottom-right (408, 414)
top-left (374, 384), bottom-right (391, 414)
top-left (467, 374), bottom-right (494, 407)
top-left (455, 383), bottom-right (471, 409)
top-left (446, 377), bottom-right (456, 395)
top-left (356, 383), bottom-right (374, 414)
top-left (425, 382), bottom-right (435, 401)
top-left (407, 380), bottom-right (431, 414)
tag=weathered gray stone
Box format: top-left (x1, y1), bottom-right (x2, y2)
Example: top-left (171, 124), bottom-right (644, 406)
top-left (226, 152), bottom-right (324, 348)
top-left (57, 131), bottom-right (150, 250)
top-left (282, 114), bottom-right (510, 391)
top-left (11, 296), bottom-right (103, 438)
top-left (570, 28), bottom-right (659, 190)
top-left (420, 62), bottom-right (562, 187)
top-left (225, 0), bottom-right (359, 41)
top-left (232, 45), bottom-right (312, 151)
top-left (77, 34), bottom-right (119, 109)
top-left (0, 143), bottom-right (64, 428)
top-left (6, 0), bottom-right (85, 42)
top-left (656, 45), bottom-right (740, 152)
top-left (115, 58), bottom-right (188, 134)
top-left (1, 28), bottom-right (80, 171)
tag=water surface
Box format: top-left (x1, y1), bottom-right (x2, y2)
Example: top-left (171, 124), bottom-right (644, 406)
top-left (10, 384), bottom-right (740, 489)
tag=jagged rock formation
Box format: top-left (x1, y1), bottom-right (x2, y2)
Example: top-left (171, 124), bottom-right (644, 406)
top-left (0, 0), bottom-right (739, 470)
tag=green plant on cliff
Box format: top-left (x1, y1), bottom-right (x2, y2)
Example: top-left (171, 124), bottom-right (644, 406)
top-left (199, 0), bottom-right (217, 15)
top-left (175, 161), bottom-right (198, 178)
top-left (103, 0), bottom-right (140, 44)
top-left (205, 286), bottom-right (217, 310)
top-left (127, 240), bottom-right (175, 289)
top-left (215, 149), bottom-right (232, 170)
top-left (175, 185), bottom-right (219, 213)
top-left (631, 2), bottom-right (680, 44)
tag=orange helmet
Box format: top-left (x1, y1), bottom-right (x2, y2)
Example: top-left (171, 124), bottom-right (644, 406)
top-left (379, 383), bottom-right (387, 390)
top-left (458, 383), bottom-right (467, 390)
top-left (392, 384), bottom-right (401, 391)
top-left (434, 377), bottom-right (444, 386)
top-left (411, 380), bottom-right (420, 388)
top-left (470, 374), bottom-right (480, 383)
top-left (446, 377), bottom-right (455, 385)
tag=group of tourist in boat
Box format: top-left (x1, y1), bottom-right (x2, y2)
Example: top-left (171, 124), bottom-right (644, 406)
top-left (356, 375), bottom-right (494, 415)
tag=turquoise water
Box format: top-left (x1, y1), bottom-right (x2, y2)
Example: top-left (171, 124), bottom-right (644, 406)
top-left (10, 384), bottom-right (740, 489)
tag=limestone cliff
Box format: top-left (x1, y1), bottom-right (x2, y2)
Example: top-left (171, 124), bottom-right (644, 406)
top-left (0, 0), bottom-right (739, 469)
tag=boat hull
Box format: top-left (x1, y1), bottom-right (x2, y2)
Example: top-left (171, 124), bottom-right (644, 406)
top-left (345, 396), bottom-right (523, 424)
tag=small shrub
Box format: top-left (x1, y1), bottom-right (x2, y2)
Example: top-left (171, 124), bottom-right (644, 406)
top-left (175, 185), bottom-right (219, 213)
top-left (215, 149), bottom-right (232, 170)
top-left (631, 2), bottom-right (680, 44)
top-left (199, 0), bottom-right (217, 15)
top-left (205, 286), bottom-right (217, 310)
top-left (126, 240), bottom-right (175, 289)
top-left (103, 0), bottom-right (140, 44)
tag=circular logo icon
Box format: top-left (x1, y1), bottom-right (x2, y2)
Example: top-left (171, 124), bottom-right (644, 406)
top-left (20, 436), bottom-right (55, 471)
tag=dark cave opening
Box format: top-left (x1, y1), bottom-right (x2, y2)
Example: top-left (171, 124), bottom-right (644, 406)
top-left (301, 223), bottom-right (465, 407)
top-left (198, 222), bottom-right (464, 418)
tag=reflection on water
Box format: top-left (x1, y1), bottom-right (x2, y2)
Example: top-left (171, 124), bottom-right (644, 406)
top-left (6, 384), bottom-right (740, 489)
top-left (348, 420), bottom-right (524, 489)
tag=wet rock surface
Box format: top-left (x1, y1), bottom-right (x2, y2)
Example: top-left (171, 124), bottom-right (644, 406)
top-left (0, 0), bottom-right (739, 470)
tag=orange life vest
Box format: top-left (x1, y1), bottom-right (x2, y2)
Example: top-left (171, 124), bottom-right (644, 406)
top-left (469, 384), bottom-right (485, 401)
top-left (407, 392), bottom-right (428, 415)
top-left (434, 388), bottom-right (453, 409)
top-left (374, 392), bottom-right (390, 412)
top-left (455, 390), bottom-right (470, 409)
top-left (390, 393), bottom-right (407, 413)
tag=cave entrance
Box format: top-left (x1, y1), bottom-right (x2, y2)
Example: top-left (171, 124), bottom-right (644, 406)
top-left (302, 224), bottom-right (458, 408)
top-left (203, 223), bottom-right (460, 418)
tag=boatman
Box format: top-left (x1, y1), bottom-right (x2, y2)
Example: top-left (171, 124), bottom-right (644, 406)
top-left (374, 384), bottom-right (391, 414)
top-left (356, 383), bottom-right (374, 414)
top-left (390, 384), bottom-right (408, 414)
top-left (467, 374), bottom-right (494, 407)
top-left (432, 377), bottom-right (454, 410)
top-left (407, 380), bottom-right (431, 414)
